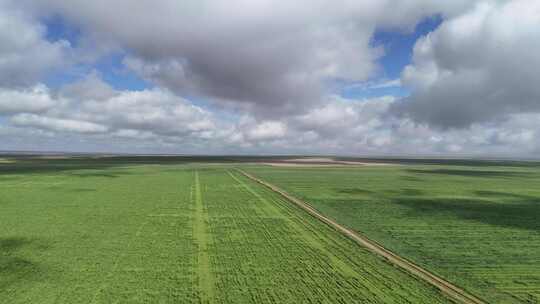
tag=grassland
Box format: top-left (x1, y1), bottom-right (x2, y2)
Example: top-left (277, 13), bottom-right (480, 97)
top-left (244, 162), bottom-right (540, 303)
top-left (0, 158), bottom-right (451, 303)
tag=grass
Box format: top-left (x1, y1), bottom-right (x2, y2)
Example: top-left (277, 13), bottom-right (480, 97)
top-left (244, 162), bottom-right (540, 304)
top-left (0, 159), bottom-right (451, 303)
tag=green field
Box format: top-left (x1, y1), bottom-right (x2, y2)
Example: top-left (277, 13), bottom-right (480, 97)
top-left (0, 159), bottom-right (451, 303)
top-left (244, 162), bottom-right (540, 303)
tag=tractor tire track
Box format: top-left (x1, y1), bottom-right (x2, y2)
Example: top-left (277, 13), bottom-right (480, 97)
top-left (193, 171), bottom-right (215, 304)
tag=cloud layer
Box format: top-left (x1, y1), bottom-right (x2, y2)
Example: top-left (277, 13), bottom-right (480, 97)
top-left (18, 0), bottom-right (471, 116)
top-left (1, 0), bottom-right (540, 157)
top-left (4, 74), bottom-right (539, 157)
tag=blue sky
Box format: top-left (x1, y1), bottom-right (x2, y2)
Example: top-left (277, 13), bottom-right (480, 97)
top-left (341, 16), bottom-right (442, 100)
top-left (44, 15), bottom-right (150, 91)
top-left (44, 52), bottom-right (151, 91)
top-left (44, 15), bottom-right (80, 46)
top-left (374, 15), bottom-right (442, 79)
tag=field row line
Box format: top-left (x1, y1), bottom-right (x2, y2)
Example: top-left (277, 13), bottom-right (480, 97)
top-left (236, 168), bottom-right (486, 304)
top-left (193, 171), bottom-right (215, 304)
top-left (228, 171), bottom-right (362, 278)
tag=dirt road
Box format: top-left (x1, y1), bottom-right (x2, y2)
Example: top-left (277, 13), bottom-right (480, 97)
top-left (237, 169), bottom-right (486, 304)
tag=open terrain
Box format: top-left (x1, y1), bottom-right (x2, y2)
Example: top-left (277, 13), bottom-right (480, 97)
top-left (239, 169), bottom-right (484, 304)
top-left (244, 160), bottom-right (540, 303)
top-left (0, 157), bottom-right (451, 303)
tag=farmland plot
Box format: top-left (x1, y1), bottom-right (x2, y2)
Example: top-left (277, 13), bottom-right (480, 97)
top-left (200, 170), bottom-right (451, 303)
top-left (0, 162), bottom-right (451, 303)
top-left (1, 165), bottom-right (198, 303)
top-left (243, 164), bottom-right (540, 303)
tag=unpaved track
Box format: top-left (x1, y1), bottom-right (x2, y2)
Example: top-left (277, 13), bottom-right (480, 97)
top-left (194, 171), bottom-right (215, 303)
top-left (237, 169), bottom-right (486, 304)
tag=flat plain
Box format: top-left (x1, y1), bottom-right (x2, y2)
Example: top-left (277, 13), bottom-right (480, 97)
top-left (0, 157), bottom-right (451, 303)
top-left (244, 161), bottom-right (540, 304)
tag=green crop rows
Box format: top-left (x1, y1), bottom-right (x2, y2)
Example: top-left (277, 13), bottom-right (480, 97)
top-left (244, 163), bottom-right (540, 303)
top-left (1, 161), bottom-right (450, 303)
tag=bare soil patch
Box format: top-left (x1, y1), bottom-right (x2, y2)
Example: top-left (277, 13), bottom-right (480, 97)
top-left (259, 157), bottom-right (394, 167)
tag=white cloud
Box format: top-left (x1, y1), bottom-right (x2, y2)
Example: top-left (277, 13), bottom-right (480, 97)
top-left (247, 121), bottom-right (287, 141)
top-left (11, 113), bottom-right (108, 133)
top-left (111, 129), bottom-right (156, 140)
top-left (344, 78), bottom-right (402, 93)
top-left (2, 79), bottom-right (540, 157)
top-left (0, 1), bottom-right (69, 88)
top-left (294, 96), bottom-right (393, 137)
top-left (3, 75), bottom-right (220, 144)
top-left (1, 1), bottom-right (540, 157)
top-left (0, 84), bottom-right (57, 114)
top-left (395, 0), bottom-right (540, 128)
top-left (16, 0), bottom-right (469, 117)
top-left (79, 89), bottom-right (216, 136)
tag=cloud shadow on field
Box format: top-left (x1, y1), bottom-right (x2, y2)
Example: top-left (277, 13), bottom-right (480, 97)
top-left (0, 155), bottom-right (246, 177)
top-left (386, 188), bottom-right (425, 196)
top-left (0, 237), bottom-right (49, 292)
top-left (69, 172), bottom-right (126, 178)
top-left (69, 188), bottom-right (97, 193)
top-left (391, 194), bottom-right (540, 231)
top-left (335, 188), bottom-right (374, 195)
top-left (405, 168), bottom-right (532, 178)
top-left (0, 176), bottom-right (26, 182)
top-left (400, 175), bottom-right (424, 182)
top-left (473, 190), bottom-right (539, 201)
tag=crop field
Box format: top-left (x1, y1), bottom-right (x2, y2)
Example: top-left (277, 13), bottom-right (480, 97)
top-left (0, 158), bottom-right (451, 303)
top-left (244, 162), bottom-right (540, 304)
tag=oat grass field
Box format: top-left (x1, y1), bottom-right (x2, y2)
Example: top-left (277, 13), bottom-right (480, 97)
top-left (0, 157), bottom-right (451, 303)
top-left (244, 161), bottom-right (540, 303)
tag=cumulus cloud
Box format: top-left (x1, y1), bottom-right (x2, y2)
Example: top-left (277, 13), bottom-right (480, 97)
top-left (246, 121), bottom-right (287, 141)
top-left (2, 0), bottom-right (540, 157)
top-left (59, 71), bottom-right (117, 101)
top-left (0, 0), bottom-right (69, 88)
top-left (0, 85), bottom-right (57, 114)
top-left (4, 74), bottom-right (219, 140)
top-left (394, 0), bottom-right (540, 128)
top-left (78, 89), bottom-right (216, 136)
top-left (294, 96), bottom-right (393, 138)
top-left (286, 97), bottom-right (540, 157)
top-left (16, 0), bottom-right (470, 117)
top-left (11, 113), bottom-right (108, 133)
top-left (3, 77), bottom-right (540, 157)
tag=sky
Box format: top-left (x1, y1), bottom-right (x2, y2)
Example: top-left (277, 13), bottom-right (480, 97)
top-left (1, 0), bottom-right (539, 157)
